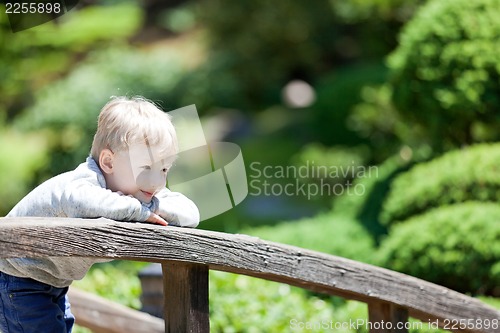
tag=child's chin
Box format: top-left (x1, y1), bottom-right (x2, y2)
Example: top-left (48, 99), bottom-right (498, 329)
top-left (135, 194), bottom-right (153, 204)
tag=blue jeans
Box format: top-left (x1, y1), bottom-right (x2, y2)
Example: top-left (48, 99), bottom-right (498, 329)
top-left (0, 272), bottom-right (74, 333)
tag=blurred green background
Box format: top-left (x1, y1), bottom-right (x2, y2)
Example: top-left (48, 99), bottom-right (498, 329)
top-left (2, 0), bottom-right (500, 331)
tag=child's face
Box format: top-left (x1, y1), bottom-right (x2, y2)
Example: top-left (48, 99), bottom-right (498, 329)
top-left (110, 142), bottom-right (175, 203)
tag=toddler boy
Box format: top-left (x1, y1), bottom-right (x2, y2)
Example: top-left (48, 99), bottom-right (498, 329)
top-left (0, 96), bottom-right (200, 333)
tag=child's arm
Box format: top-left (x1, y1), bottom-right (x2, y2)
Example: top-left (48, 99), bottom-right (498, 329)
top-left (61, 179), bottom-right (167, 225)
top-left (154, 188), bottom-right (200, 228)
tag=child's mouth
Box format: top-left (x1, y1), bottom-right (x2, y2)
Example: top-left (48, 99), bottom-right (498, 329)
top-left (141, 190), bottom-right (154, 198)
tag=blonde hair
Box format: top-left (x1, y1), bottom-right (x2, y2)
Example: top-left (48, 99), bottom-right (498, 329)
top-left (91, 96), bottom-right (178, 161)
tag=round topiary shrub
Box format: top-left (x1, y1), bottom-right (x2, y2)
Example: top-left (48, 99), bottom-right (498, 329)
top-left (388, 0), bottom-right (500, 150)
top-left (380, 143), bottom-right (500, 226)
top-left (377, 202), bottom-right (500, 296)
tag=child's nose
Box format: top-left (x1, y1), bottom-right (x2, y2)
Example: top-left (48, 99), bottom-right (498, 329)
top-left (150, 172), bottom-right (166, 191)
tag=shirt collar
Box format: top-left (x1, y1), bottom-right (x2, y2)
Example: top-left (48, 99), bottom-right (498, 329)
top-left (86, 156), bottom-right (107, 188)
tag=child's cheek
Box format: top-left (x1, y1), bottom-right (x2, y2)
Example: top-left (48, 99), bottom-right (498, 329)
top-left (135, 170), bottom-right (150, 189)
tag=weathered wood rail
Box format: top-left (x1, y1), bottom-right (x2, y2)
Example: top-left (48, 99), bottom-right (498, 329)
top-left (0, 217), bottom-right (499, 333)
top-left (67, 288), bottom-right (164, 333)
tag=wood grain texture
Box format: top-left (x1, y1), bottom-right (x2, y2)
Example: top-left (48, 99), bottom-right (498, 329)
top-left (368, 302), bottom-right (409, 333)
top-left (0, 217), bottom-right (499, 333)
top-left (162, 263), bottom-right (209, 333)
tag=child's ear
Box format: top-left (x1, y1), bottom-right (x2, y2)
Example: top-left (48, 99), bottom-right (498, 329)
top-left (99, 149), bottom-right (114, 174)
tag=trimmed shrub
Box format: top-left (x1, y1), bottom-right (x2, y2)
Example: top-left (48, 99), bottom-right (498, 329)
top-left (381, 143), bottom-right (500, 226)
top-left (377, 202), bottom-right (500, 295)
top-left (332, 153), bottom-right (414, 240)
top-left (388, 0), bottom-right (500, 150)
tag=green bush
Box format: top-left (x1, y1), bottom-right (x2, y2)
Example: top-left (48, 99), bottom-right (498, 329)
top-left (310, 63), bottom-right (388, 147)
top-left (388, 0), bottom-right (500, 151)
top-left (209, 271), bottom-right (368, 333)
top-left (377, 202), bottom-right (500, 295)
top-left (349, 83), bottom-right (436, 158)
top-left (290, 143), bottom-right (369, 203)
top-left (72, 261), bottom-right (146, 309)
top-left (332, 153), bottom-right (414, 241)
top-left (381, 143), bottom-right (500, 226)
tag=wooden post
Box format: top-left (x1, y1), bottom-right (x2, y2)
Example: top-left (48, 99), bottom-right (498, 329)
top-left (138, 263), bottom-right (165, 318)
top-left (368, 302), bottom-right (409, 333)
top-left (162, 263), bottom-right (209, 333)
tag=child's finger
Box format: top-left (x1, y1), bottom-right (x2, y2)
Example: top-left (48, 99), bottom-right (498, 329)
top-left (147, 213), bottom-right (168, 226)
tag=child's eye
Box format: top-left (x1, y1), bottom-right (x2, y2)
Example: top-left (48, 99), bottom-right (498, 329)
top-left (162, 167), bottom-right (169, 173)
top-left (141, 166), bottom-right (151, 170)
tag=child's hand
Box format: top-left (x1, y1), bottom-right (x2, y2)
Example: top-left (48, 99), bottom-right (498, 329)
top-left (116, 191), bottom-right (167, 225)
top-left (146, 212), bottom-right (168, 226)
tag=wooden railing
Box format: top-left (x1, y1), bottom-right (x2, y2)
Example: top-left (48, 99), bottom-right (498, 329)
top-left (0, 217), bottom-right (499, 333)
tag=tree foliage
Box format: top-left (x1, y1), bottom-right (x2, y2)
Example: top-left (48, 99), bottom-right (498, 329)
top-left (15, 46), bottom-right (190, 178)
top-left (0, 2), bottom-right (142, 118)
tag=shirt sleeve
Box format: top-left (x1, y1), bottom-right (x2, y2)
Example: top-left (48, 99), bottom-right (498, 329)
top-left (155, 188), bottom-right (200, 228)
top-left (61, 178), bottom-right (152, 222)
